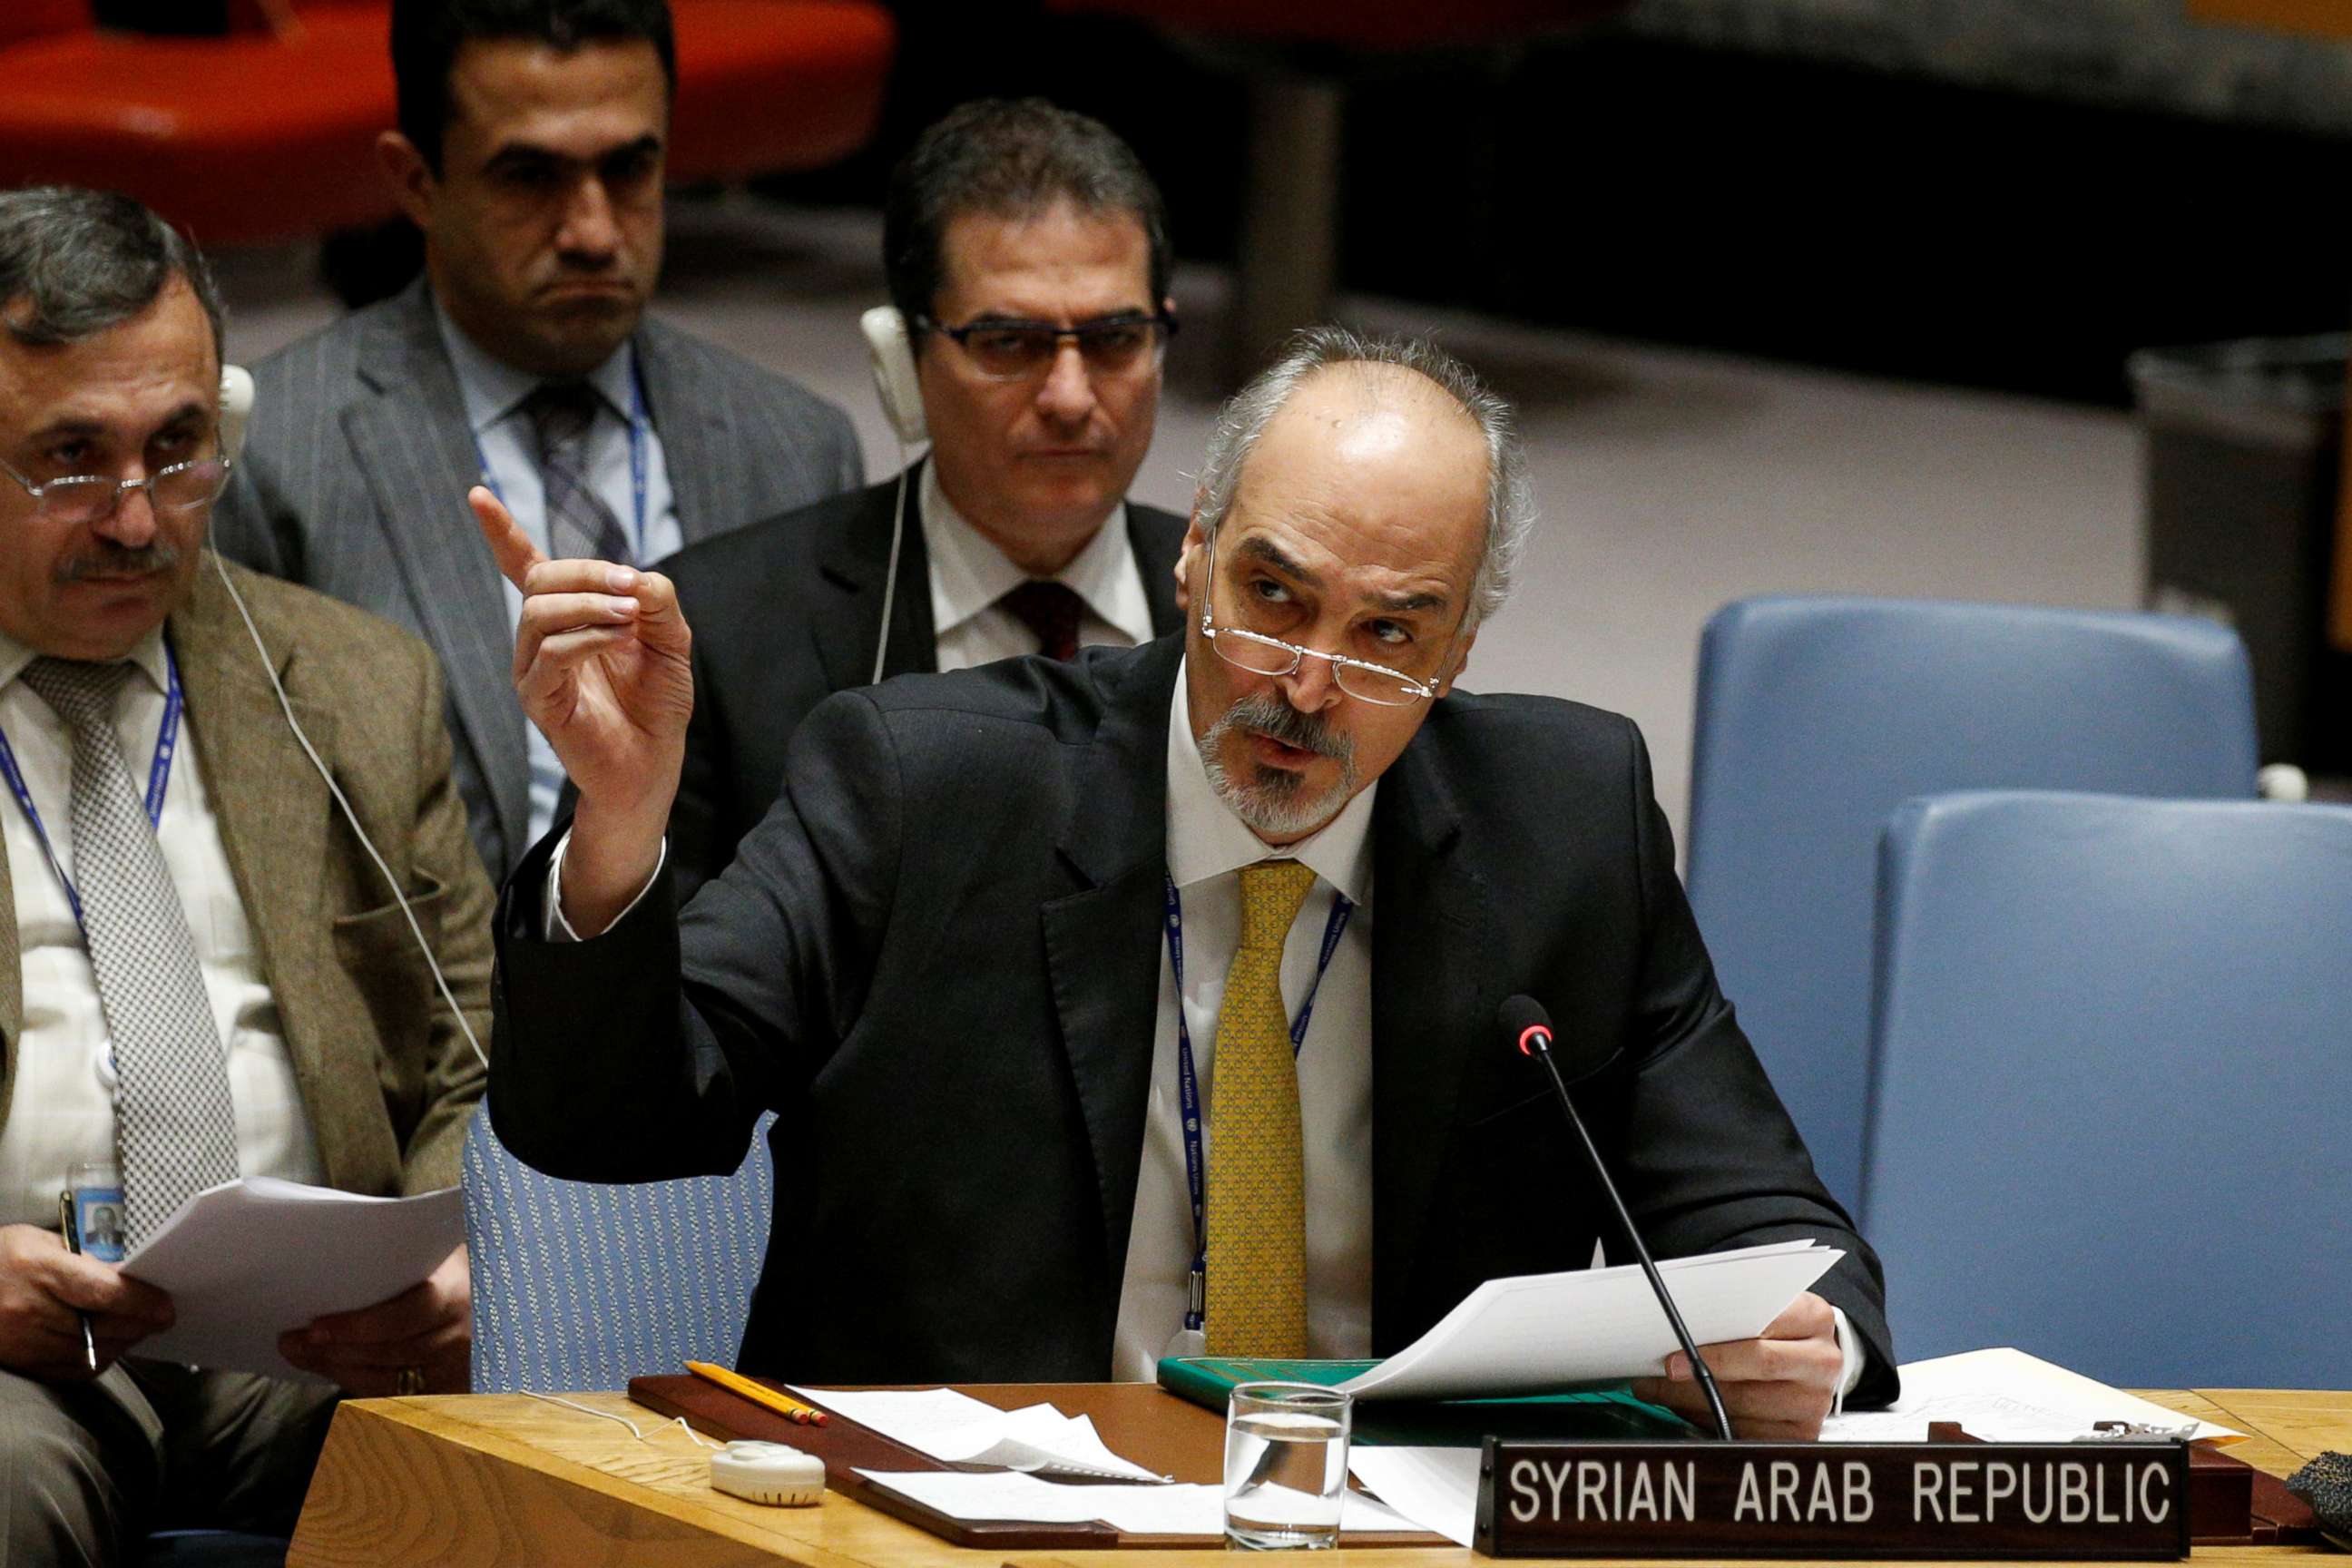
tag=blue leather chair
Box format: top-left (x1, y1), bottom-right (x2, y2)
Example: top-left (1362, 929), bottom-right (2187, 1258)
top-left (1860, 791), bottom-right (2352, 1387)
top-left (1684, 596), bottom-right (2258, 1210)
top-left (461, 1104), bottom-right (777, 1391)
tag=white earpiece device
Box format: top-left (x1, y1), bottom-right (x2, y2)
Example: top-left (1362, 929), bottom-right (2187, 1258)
top-left (857, 307), bottom-right (925, 683)
top-left (859, 305), bottom-right (926, 446)
top-left (219, 365), bottom-right (255, 463)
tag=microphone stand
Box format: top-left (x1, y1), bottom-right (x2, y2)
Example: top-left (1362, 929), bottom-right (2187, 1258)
top-left (1524, 1032), bottom-right (1736, 1442)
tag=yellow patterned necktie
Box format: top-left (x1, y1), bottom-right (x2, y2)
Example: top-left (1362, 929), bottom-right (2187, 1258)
top-left (1204, 858), bottom-right (1321, 1357)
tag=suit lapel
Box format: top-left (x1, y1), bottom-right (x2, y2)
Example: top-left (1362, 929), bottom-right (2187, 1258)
top-left (810, 467), bottom-right (939, 692)
top-left (1367, 730), bottom-right (1495, 1349)
top-left (346, 282), bottom-right (528, 862)
top-left (168, 571), bottom-right (336, 1111)
top-left (637, 318), bottom-right (734, 548)
top-left (1128, 506), bottom-right (1189, 638)
top-left (1039, 638), bottom-right (1183, 1290)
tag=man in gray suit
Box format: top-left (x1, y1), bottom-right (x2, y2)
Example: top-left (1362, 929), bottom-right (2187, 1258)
top-left (212, 0), bottom-right (863, 877)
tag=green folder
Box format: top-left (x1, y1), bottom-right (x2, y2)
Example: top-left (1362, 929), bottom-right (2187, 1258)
top-left (1155, 1356), bottom-right (1697, 1445)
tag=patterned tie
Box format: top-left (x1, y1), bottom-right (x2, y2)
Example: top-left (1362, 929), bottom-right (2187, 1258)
top-left (21, 658), bottom-right (239, 1246)
top-left (997, 580), bottom-right (1086, 662)
top-left (1204, 858), bottom-right (1320, 1357)
top-left (524, 381), bottom-right (633, 564)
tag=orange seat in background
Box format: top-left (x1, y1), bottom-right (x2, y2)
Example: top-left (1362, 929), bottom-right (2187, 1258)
top-left (669, 0), bottom-right (896, 182)
top-left (0, 8), bottom-right (400, 247)
top-left (0, 1), bottom-right (895, 250)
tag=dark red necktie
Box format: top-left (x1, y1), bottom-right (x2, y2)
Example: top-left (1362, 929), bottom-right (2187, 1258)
top-left (998, 580), bottom-right (1087, 662)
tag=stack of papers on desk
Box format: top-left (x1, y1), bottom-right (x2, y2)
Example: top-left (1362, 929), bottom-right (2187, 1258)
top-left (852, 1471), bottom-right (1419, 1536)
top-left (793, 1387), bottom-right (1169, 1482)
top-left (1820, 1347), bottom-right (2243, 1445)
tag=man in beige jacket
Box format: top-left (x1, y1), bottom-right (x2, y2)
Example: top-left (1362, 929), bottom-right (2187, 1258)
top-left (0, 187), bottom-right (492, 1562)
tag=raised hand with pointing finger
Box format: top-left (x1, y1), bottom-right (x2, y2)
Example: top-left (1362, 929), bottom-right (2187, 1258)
top-left (471, 485), bottom-right (689, 934)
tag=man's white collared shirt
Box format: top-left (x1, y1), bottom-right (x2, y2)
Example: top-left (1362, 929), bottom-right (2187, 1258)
top-left (435, 302), bottom-right (681, 844)
top-left (0, 626), bottom-right (321, 1230)
top-left (919, 463), bottom-right (1152, 670)
top-left (1108, 658), bottom-right (1379, 1378)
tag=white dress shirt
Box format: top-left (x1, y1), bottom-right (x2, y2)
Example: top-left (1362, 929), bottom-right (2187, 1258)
top-left (436, 303), bottom-right (681, 845)
top-left (920, 463), bottom-right (1153, 671)
top-left (1109, 660), bottom-right (1380, 1377)
top-left (0, 626), bottom-right (322, 1230)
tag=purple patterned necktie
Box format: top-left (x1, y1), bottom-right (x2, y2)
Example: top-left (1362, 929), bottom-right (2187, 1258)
top-left (525, 380), bottom-right (633, 564)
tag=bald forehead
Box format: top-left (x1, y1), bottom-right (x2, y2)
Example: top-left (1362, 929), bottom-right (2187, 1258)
top-left (1243, 360), bottom-right (1491, 527)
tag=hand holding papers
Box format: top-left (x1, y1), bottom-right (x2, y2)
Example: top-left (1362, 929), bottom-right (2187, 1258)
top-left (1337, 1239), bottom-right (1842, 1401)
top-left (119, 1177), bottom-right (464, 1382)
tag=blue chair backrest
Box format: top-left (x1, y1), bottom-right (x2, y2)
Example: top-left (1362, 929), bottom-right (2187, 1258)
top-left (1861, 790), bottom-right (2352, 1387)
top-left (462, 1104), bottom-right (776, 1391)
top-left (1685, 596), bottom-right (2256, 1209)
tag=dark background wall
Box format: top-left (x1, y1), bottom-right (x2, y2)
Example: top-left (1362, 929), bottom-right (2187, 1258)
top-left (760, 8), bottom-right (2352, 407)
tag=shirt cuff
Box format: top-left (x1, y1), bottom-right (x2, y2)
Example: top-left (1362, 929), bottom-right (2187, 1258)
top-left (544, 828), bottom-right (668, 942)
top-left (1828, 1304), bottom-right (1867, 1415)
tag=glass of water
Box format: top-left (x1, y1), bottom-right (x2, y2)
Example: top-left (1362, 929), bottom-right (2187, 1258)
top-left (1222, 1382), bottom-right (1352, 1550)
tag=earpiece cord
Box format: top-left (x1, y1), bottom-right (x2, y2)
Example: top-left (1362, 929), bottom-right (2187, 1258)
top-left (868, 460), bottom-right (910, 686)
top-left (206, 546), bottom-right (488, 1073)
top-left (518, 1390), bottom-right (716, 1448)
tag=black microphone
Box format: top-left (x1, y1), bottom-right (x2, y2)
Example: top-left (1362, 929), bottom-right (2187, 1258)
top-left (1500, 995), bottom-right (1734, 1442)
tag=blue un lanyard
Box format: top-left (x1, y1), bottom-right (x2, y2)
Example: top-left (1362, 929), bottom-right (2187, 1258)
top-left (0, 649), bottom-right (183, 936)
top-left (476, 365), bottom-right (652, 562)
top-left (1162, 868), bottom-right (1355, 1333)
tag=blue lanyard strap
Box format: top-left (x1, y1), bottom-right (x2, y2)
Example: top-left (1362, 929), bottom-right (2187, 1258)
top-left (0, 649), bottom-right (182, 934)
top-left (475, 365), bottom-right (652, 561)
top-left (1162, 868), bottom-right (1355, 1332)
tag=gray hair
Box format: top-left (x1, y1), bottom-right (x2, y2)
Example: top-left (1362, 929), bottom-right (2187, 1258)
top-left (1194, 325), bottom-right (1535, 628)
top-left (0, 187), bottom-right (225, 357)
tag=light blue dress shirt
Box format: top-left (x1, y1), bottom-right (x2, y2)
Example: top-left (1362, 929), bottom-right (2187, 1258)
top-left (436, 306), bottom-right (682, 843)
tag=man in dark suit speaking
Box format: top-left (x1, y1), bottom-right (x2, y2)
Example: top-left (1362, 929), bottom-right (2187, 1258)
top-left (482, 328), bottom-right (1895, 1438)
top-left (662, 99), bottom-right (1188, 897)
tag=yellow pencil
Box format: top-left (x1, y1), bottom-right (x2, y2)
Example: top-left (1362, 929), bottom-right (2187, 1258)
top-left (686, 1360), bottom-right (830, 1426)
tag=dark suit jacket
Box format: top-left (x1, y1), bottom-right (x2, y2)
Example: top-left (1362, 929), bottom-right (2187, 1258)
top-left (1, 563), bottom-right (495, 1198)
top-left (211, 278), bottom-right (865, 880)
top-left (662, 472), bottom-right (1188, 898)
top-left (491, 636), bottom-right (1896, 1401)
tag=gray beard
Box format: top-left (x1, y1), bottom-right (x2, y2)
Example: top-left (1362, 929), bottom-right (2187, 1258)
top-left (1199, 690), bottom-right (1357, 838)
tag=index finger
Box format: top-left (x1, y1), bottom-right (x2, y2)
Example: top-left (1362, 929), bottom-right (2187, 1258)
top-left (471, 485), bottom-right (545, 592)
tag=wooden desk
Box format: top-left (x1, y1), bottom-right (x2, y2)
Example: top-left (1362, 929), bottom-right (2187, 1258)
top-left (287, 1387), bottom-right (2348, 1567)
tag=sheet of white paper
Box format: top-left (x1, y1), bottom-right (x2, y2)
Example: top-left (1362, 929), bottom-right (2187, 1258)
top-left (1338, 1240), bottom-right (1840, 1400)
top-left (1348, 1445), bottom-right (1484, 1545)
top-left (1819, 1347), bottom-right (2242, 1445)
top-left (801, 1387), bottom-right (1165, 1482)
top-left (854, 1471), bottom-right (1420, 1536)
top-left (118, 1178), bottom-right (462, 1382)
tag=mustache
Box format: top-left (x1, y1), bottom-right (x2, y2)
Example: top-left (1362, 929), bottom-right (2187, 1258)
top-left (1226, 690), bottom-right (1352, 762)
top-left (56, 542), bottom-right (180, 583)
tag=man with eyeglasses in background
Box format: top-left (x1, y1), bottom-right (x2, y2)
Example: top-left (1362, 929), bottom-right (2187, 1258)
top-left (478, 327), bottom-right (1895, 1436)
top-left (657, 97), bottom-right (1185, 897)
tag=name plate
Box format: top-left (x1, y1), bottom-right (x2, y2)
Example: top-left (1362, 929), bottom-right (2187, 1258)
top-left (1475, 1439), bottom-right (2191, 1559)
